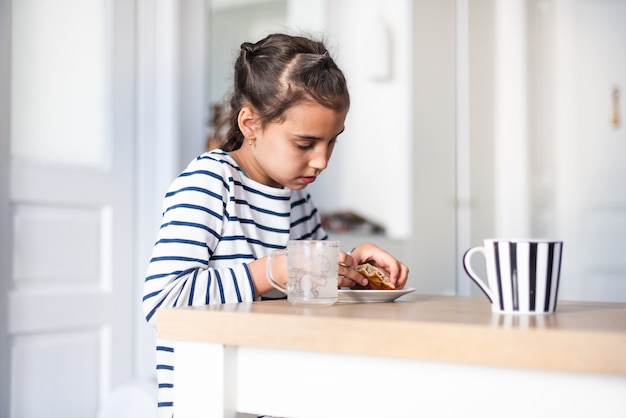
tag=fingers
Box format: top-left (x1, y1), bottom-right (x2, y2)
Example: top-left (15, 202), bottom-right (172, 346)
top-left (377, 259), bottom-right (409, 289)
top-left (338, 251), bottom-right (367, 287)
top-left (338, 264), bottom-right (368, 287)
top-left (337, 274), bottom-right (357, 288)
top-left (391, 261), bottom-right (410, 289)
top-left (338, 251), bottom-right (355, 268)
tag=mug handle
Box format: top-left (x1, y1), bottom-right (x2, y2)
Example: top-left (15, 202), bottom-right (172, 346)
top-left (267, 250), bottom-right (288, 293)
top-left (462, 246), bottom-right (494, 303)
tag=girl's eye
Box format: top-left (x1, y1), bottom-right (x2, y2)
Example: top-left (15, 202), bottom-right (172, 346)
top-left (295, 138), bottom-right (337, 151)
top-left (296, 143), bottom-right (314, 151)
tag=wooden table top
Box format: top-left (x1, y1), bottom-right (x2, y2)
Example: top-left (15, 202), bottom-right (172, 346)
top-left (157, 294), bottom-right (626, 376)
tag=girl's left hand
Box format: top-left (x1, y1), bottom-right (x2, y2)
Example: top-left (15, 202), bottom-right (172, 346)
top-left (337, 243), bottom-right (409, 289)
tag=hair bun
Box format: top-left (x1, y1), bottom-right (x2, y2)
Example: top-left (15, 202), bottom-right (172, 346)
top-left (320, 50), bottom-right (335, 69)
top-left (240, 42), bottom-right (257, 59)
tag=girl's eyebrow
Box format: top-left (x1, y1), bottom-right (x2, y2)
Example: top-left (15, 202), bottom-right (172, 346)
top-left (294, 127), bottom-right (345, 141)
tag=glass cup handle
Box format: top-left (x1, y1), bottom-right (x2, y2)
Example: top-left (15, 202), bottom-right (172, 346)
top-left (462, 246), bottom-right (494, 303)
top-left (267, 250), bottom-right (288, 293)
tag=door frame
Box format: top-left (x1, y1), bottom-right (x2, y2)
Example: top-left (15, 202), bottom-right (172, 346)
top-left (133, 0), bottom-right (209, 381)
top-left (1, 0), bottom-right (12, 414)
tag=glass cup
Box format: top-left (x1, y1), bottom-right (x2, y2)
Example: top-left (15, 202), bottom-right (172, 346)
top-left (267, 240), bottom-right (339, 306)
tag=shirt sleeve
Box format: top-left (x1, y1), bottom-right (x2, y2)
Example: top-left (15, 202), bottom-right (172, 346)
top-left (142, 158), bottom-right (256, 327)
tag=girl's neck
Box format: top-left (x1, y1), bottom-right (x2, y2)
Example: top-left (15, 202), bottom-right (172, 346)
top-left (229, 147), bottom-right (252, 178)
top-left (230, 146), bottom-right (282, 188)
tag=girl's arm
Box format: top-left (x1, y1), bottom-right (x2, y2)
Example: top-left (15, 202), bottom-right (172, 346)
top-left (142, 160), bottom-right (265, 326)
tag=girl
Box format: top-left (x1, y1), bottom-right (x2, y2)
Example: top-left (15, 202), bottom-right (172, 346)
top-left (143, 33), bottom-right (409, 417)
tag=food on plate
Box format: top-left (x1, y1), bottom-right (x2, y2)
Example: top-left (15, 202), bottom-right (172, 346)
top-left (353, 263), bottom-right (395, 290)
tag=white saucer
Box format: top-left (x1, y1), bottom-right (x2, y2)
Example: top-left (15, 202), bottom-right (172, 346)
top-left (337, 288), bottom-right (416, 303)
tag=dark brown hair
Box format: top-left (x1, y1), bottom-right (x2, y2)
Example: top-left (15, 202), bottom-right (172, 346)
top-left (219, 33), bottom-right (350, 151)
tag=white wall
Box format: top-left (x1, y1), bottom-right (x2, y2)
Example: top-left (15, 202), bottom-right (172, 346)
top-left (310, 0), bottom-right (414, 241)
top-left (409, 0), bottom-right (459, 295)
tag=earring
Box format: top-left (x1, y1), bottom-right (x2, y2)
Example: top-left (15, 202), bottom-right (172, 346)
top-left (249, 140), bottom-right (253, 146)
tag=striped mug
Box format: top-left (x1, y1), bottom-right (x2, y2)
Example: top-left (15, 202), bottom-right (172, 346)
top-left (463, 239), bottom-right (563, 314)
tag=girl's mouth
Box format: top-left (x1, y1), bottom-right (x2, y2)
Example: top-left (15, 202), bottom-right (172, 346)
top-left (300, 176), bottom-right (316, 184)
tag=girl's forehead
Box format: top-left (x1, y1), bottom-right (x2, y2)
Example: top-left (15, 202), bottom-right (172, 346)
top-left (283, 102), bottom-right (347, 126)
top-left (283, 101), bottom-right (347, 121)
top-left (279, 102), bottom-right (347, 135)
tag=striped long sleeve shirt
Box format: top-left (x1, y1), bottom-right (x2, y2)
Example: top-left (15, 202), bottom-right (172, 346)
top-left (142, 149), bottom-right (327, 417)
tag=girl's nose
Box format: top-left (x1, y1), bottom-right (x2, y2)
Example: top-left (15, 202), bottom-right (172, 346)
top-left (309, 150), bottom-right (329, 171)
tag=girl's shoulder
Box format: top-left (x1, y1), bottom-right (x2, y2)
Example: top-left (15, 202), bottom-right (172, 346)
top-left (187, 149), bottom-right (242, 175)
top-left (171, 149), bottom-right (243, 196)
top-left (183, 150), bottom-right (291, 199)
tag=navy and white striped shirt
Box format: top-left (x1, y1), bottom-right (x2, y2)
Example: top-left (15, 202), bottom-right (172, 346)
top-left (142, 149), bottom-right (326, 417)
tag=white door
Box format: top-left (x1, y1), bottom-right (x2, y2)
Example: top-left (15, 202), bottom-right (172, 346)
top-left (553, 0), bottom-right (626, 301)
top-left (1, 0), bottom-right (135, 416)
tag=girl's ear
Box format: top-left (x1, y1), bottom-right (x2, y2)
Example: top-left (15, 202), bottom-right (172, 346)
top-left (238, 106), bottom-right (260, 139)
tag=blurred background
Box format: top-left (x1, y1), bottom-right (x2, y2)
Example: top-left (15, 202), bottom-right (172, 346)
top-left (0, 0), bottom-right (624, 416)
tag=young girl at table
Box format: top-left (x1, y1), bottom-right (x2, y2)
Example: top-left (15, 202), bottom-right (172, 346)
top-left (142, 33), bottom-right (409, 418)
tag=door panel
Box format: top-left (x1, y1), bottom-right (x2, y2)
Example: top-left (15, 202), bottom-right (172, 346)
top-left (553, 0), bottom-right (626, 302)
top-left (12, 203), bottom-right (103, 287)
top-left (10, 0), bottom-right (109, 166)
top-left (5, 0), bottom-right (136, 416)
top-left (574, 0), bottom-right (626, 301)
top-left (11, 331), bottom-right (101, 417)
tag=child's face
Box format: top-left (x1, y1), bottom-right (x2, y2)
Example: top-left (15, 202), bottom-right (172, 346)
top-left (253, 101), bottom-right (347, 190)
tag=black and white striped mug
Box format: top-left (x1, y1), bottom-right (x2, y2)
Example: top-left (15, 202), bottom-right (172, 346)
top-left (463, 239), bottom-right (563, 314)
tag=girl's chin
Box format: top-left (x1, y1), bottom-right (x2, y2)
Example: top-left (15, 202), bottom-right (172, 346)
top-left (284, 180), bottom-right (309, 190)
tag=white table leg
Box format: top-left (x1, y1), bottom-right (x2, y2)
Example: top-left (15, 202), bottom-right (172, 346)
top-left (174, 341), bottom-right (238, 418)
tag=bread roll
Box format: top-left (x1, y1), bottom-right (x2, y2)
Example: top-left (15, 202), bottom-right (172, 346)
top-left (353, 263), bottom-right (395, 290)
